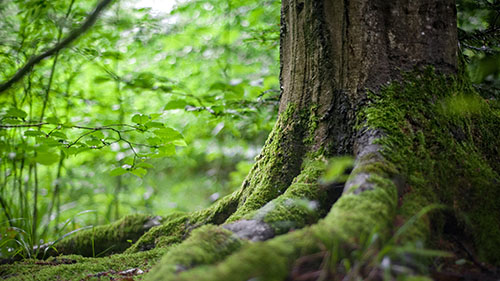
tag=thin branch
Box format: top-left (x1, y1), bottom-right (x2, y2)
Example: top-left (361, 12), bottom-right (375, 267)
top-left (0, 123), bottom-right (138, 129)
top-left (0, 123), bottom-right (47, 128)
top-left (0, 0), bottom-right (115, 94)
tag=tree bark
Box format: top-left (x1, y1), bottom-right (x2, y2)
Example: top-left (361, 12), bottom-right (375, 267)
top-left (279, 0), bottom-right (457, 155)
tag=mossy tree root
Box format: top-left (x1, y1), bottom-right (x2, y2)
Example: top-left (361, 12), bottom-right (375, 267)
top-left (145, 136), bottom-right (402, 280)
top-left (145, 72), bottom-right (500, 280)
top-left (38, 214), bottom-right (162, 258)
top-left (1, 247), bottom-right (168, 280)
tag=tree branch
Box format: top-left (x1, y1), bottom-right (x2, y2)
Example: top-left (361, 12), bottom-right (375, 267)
top-left (0, 0), bottom-right (115, 94)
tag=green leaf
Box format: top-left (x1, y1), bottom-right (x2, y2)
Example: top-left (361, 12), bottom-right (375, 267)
top-left (86, 139), bottom-right (101, 146)
top-left (102, 51), bottom-right (123, 59)
top-left (34, 151), bottom-right (59, 165)
top-left (322, 156), bottom-right (354, 183)
top-left (209, 81), bottom-right (227, 91)
top-left (51, 132), bottom-right (67, 139)
top-left (36, 137), bottom-right (61, 146)
top-left (145, 121), bottom-right (164, 129)
top-left (130, 168), bottom-right (147, 178)
top-left (92, 131), bottom-right (105, 139)
top-left (6, 108), bottom-right (27, 119)
top-left (153, 127), bottom-right (183, 142)
top-left (105, 137), bottom-right (119, 143)
top-left (123, 157), bottom-right (134, 166)
top-left (132, 72), bottom-right (155, 88)
top-left (24, 130), bottom-right (45, 137)
top-left (159, 144), bottom-right (175, 156)
top-left (224, 85), bottom-right (244, 100)
top-left (164, 100), bottom-right (187, 110)
top-left (109, 167), bottom-right (128, 176)
top-left (65, 146), bottom-right (90, 155)
top-left (46, 116), bottom-right (60, 124)
top-left (63, 147), bottom-right (79, 156)
top-left (159, 85), bottom-right (173, 92)
top-left (132, 114), bottom-right (149, 124)
top-left (63, 122), bottom-right (75, 128)
top-left (4, 119), bottom-right (21, 125)
top-left (136, 162), bottom-right (154, 169)
top-left (173, 139), bottom-right (187, 147)
top-left (149, 113), bottom-right (162, 120)
top-left (147, 137), bottom-right (162, 146)
top-left (93, 75), bottom-right (112, 84)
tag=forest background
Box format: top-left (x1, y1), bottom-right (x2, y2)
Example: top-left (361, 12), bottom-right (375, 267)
top-left (0, 0), bottom-right (498, 259)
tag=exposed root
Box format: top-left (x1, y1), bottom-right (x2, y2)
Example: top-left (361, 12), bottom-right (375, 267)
top-left (38, 214), bottom-right (162, 258)
top-left (144, 137), bottom-right (400, 280)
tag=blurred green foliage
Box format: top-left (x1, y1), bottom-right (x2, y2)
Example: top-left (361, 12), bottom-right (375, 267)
top-left (0, 0), bottom-right (280, 257)
top-left (457, 0), bottom-right (500, 98)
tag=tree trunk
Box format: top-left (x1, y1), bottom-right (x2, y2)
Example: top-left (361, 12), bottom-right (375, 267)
top-left (2, 0), bottom-right (499, 280)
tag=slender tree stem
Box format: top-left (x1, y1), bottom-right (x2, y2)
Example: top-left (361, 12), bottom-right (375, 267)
top-left (39, 55), bottom-right (59, 122)
top-left (0, 151), bottom-right (12, 226)
top-left (113, 2), bottom-right (124, 221)
top-left (39, 0), bottom-right (76, 122)
top-left (18, 158), bottom-right (25, 221)
top-left (32, 163), bottom-right (39, 249)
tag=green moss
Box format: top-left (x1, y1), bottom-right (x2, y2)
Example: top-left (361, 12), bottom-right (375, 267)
top-left (134, 98), bottom-right (402, 280)
top-left (396, 192), bottom-right (432, 244)
top-left (227, 104), bottom-right (308, 221)
top-left (127, 118), bottom-right (324, 253)
top-left (319, 175), bottom-right (398, 243)
top-left (238, 157), bottom-right (328, 234)
top-left (41, 214), bottom-right (161, 258)
top-left (126, 191), bottom-right (241, 253)
top-left (146, 225), bottom-right (245, 280)
top-left (138, 149), bottom-right (400, 281)
top-left (1, 247), bottom-right (167, 280)
top-left (125, 215), bottom-right (190, 253)
top-left (362, 69), bottom-right (500, 264)
top-left (305, 104), bottom-right (319, 144)
top-left (349, 154), bottom-right (398, 181)
top-left (154, 229), bottom-right (313, 281)
top-left (146, 171), bottom-right (399, 281)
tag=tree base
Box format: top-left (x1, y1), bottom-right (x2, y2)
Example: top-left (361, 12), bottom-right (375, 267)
top-left (2, 70), bottom-right (499, 280)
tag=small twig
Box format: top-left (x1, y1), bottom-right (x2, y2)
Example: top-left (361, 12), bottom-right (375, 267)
top-left (66, 130), bottom-right (96, 148)
top-left (0, 123), bottom-right (47, 128)
top-left (47, 125), bottom-right (62, 136)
